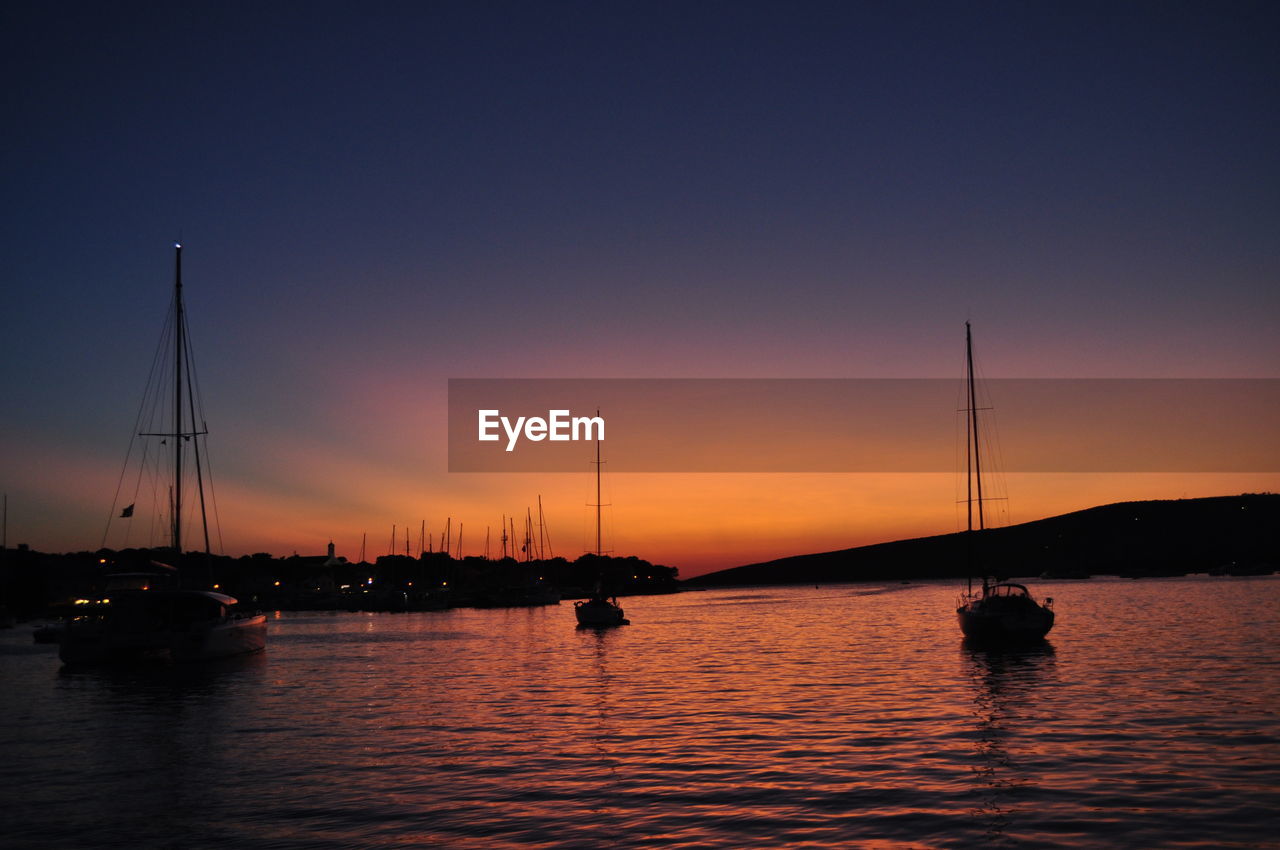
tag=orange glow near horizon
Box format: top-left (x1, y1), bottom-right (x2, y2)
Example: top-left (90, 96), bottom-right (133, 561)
top-left (124, 472), bottom-right (1280, 577)
top-left (8, 419), bottom-right (1277, 576)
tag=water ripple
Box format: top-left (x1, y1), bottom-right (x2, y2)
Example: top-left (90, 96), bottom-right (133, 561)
top-left (2, 578), bottom-right (1279, 848)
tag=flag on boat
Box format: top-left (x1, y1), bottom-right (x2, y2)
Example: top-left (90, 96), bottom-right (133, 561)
top-left (120, 504), bottom-right (134, 518)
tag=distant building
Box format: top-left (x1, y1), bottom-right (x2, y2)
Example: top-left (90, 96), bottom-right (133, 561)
top-left (287, 541), bottom-right (349, 593)
top-left (323, 541), bottom-right (346, 568)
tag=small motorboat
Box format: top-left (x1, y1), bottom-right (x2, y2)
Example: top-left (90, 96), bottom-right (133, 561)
top-left (574, 593), bottom-right (629, 627)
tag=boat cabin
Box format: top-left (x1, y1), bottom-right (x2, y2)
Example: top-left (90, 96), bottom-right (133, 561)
top-left (90, 590), bottom-right (240, 629)
top-left (980, 582), bottom-right (1053, 611)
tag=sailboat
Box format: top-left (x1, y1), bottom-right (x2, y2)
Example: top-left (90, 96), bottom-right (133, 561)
top-left (60, 244), bottom-right (267, 665)
top-left (955, 322), bottom-right (1055, 643)
top-left (574, 409), bottom-right (629, 627)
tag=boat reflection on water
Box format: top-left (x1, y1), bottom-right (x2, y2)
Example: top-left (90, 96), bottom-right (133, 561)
top-left (580, 625), bottom-right (625, 832)
top-left (585, 627), bottom-right (619, 754)
top-left (57, 644), bottom-right (268, 686)
top-left (962, 640), bottom-right (1058, 844)
top-left (49, 647), bottom-right (267, 827)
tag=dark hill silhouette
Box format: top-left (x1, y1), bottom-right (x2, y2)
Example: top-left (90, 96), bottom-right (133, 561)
top-left (685, 494), bottom-right (1279, 587)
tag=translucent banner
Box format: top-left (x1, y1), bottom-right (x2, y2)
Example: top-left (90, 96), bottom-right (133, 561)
top-left (447, 378), bottom-right (1280, 473)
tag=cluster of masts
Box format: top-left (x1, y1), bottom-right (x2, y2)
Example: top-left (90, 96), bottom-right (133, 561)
top-left (353, 409), bottom-right (611, 565)
top-left (363, 495), bottom-right (557, 563)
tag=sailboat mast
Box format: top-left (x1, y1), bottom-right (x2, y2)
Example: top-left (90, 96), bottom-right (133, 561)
top-left (180, 317), bottom-right (212, 560)
top-left (965, 322), bottom-right (973, 596)
top-left (966, 321), bottom-right (988, 595)
top-left (968, 326), bottom-right (985, 532)
top-left (172, 243), bottom-right (184, 552)
top-left (595, 408), bottom-right (602, 557)
top-left (965, 323), bottom-right (973, 537)
top-left (538, 494), bottom-right (551, 558)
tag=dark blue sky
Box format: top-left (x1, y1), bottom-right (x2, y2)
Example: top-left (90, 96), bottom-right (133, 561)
top-left (7, 2), bottom-right (1277, 362)
top-left (3, 1), bottom-right (1277, 559)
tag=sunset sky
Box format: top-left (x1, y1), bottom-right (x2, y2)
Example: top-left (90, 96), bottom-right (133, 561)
top-left (3, 1), bottom-right (1277, 576)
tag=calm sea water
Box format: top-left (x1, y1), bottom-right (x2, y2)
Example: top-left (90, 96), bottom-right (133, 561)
top-left (2, 577), bottom-right (1278, 849)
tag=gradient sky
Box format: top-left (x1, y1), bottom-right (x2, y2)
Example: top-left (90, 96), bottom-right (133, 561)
top-left (3, 1), bottom-right (1277, 575)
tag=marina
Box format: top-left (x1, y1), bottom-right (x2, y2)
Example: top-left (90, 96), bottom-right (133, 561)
top-left (4, 3), bottom-right (1278, 848)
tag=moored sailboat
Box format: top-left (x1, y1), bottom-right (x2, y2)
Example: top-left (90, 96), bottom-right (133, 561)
top-left (574, 409), bottom-right (629, 627)
top-left (60, 244), bottom-right (266, 664)
top-left (955, 322), bottom-right (1054, 643)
